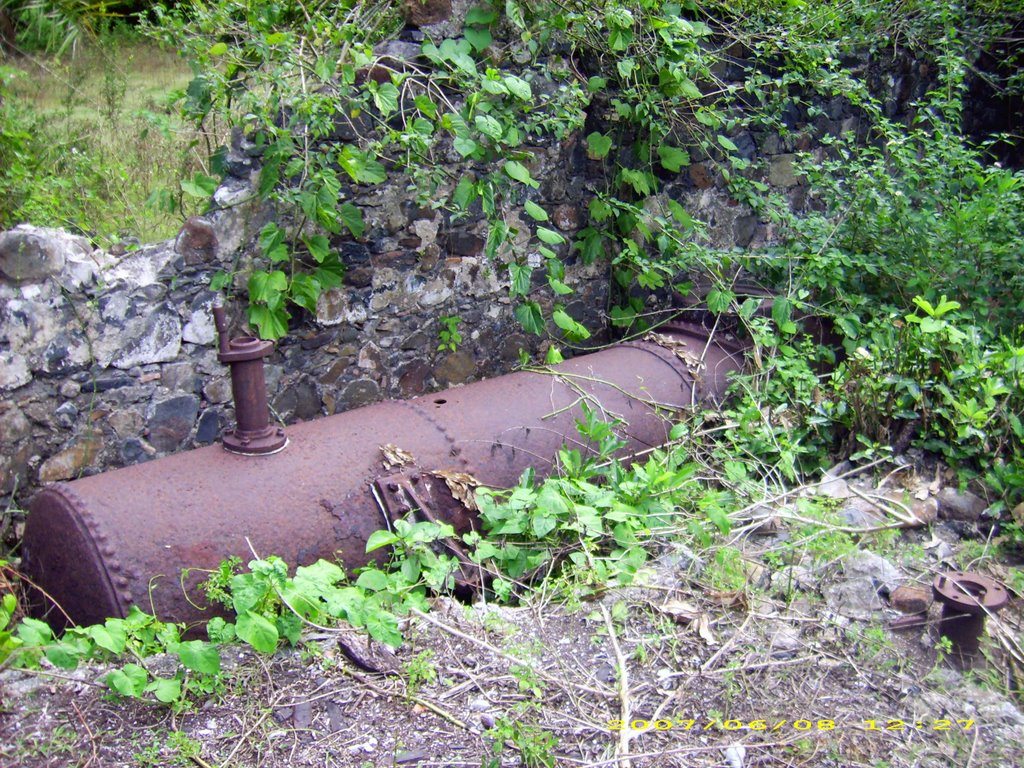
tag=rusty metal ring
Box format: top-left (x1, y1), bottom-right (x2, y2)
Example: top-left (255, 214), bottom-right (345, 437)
top-left (932, 572), bottom-right (1009, 616)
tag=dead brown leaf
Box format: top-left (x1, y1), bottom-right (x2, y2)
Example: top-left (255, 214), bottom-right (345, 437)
top-left (381, 443), bottom-right (416, 470)
top-left (431, 469), bottom-right (482, 511)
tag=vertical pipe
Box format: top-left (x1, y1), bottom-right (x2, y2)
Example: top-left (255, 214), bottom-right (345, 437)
top-left (213, 303), bottom-right (287, 455)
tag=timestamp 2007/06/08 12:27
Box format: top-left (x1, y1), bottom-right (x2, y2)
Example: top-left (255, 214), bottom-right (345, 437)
top-left (605, 718), bottom-right (976, 732)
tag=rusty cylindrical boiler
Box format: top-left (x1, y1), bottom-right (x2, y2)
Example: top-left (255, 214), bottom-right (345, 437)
top-left (22, 323), bottom-right (743, 629)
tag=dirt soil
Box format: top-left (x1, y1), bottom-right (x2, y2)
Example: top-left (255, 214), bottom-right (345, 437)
top-left (3, 533), bottom-right (1023, 768)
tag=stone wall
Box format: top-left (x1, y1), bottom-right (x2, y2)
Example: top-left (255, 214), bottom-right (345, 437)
top-left (0, 10), bottom-right (943, 509)
top-left (0, 125), bottom-right (610, 504)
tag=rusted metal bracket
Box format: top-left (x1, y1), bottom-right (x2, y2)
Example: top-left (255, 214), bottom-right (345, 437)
top-left (374, 470), bottom-right (483, 591)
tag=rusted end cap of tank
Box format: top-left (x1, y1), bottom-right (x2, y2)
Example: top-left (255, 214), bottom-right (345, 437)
top-left (932, 571), bottom-right (1009, 616)
top-left (22, 484), bottom-right (127, 629)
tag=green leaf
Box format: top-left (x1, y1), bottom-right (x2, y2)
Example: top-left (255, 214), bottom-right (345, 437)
top-left (465, 6), bottom-right (499, 25)
top-left (303, 234), bottom-right (330, 264)
top-left (515, 301), bottom-right (545, 335)
top-left (717, 134), bottom-right (738, 152)
top-left (314, 55), bottom-right (335, 81)
top-left (454, 136), bottom-right (479, 158)
top-left (509, 262), bottom-right (532, 297)
top-left (258, 222), bottom-right (288, 263)
top-left (289, 273), bottom-right (321, 314)
top-left (44, 643), bottom-right (83, 669)
top-left (372, 82), bottom-right (400, 117)
top-left (586, 132), bottom-right (612, 160)
top-left (620, 168), bottom-right (653, 196)
top-left (666, 199), bottom-right (694, 229)
top-left (355, 569), bottom-right (389, 592)
top-left (175, 640), bottom-right (221, 675)
top-left (587, 76), bottom-right (608, 93)
top-left (548, 277), bottom-right (573, 295)
top-left (248, 270), bottom-right (288, 303)
top-left (338, 146), bottom-right (387, 185)
top-left (545, 345), bottom-right (564, 364)
top-left (657, 145), bottom-right (690, 172)
top-left (532, 513), bottom-right (557, 537)
top-left (248, 303), bottom-right (290, 340)
top-left (536, 227), bottom-right (565, 245)
top-left (438, 38), bottom-right (477, 75)
top-left (481, 78), bottom-right (508, 95)
top-left (365, 609), bottom-right (402, 647)
top-left (340, 203), bottom-right (365, 238)
top-left (315, 254), bottom-right (344, 290)
top-left (236, 611), bottom-right (279, 654)
top-left (148, 675), bottom-right (182, 704)
top-left (415, 95), bottom-right (438, 118)
top-left (474, 114), bottom-right (503, 140)
top-left (503, 160), bottom-right (538, 188)
top-left (209, 42), bottom-right (228, 57)
top-left (503, 75), bottom-right (532, 100)
top-left (695, 108), bottom-right (720, 128)
top-left (265, 32), bottom-right (287, 46)
top-left (552, 306), bottom-right (591, 341)
top-left (210, 271), bottom-right (231, 292)
top-left (452, 176), bottom-right (478, 210)
top-left (706, 288), bottom-right (735, 314)
top-left (180, 173), bottom-right (218, 199)
top-left (85, 623), bottom-right (126, 654)
top-left (107, 664), bottom-right (149, 698)
top-left (366, 529), bottom-right (401, 552)
top-left (771, 297), bottom-right (797, 333)
top-left (464, 26), bottom-right (491, 52)
top-left (17, 617), bottom-right (53, 646)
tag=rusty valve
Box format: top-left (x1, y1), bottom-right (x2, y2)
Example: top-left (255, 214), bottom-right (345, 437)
top-left (932, 571), bottom-right (1009, 662)
top-left (212, 301), bottom-right (287, 455)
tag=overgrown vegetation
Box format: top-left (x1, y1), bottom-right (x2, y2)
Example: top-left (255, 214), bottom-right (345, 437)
top-left (0, 13), bottom-right (208, 241)
top-left (1, 0), bottom-right (1023, 746)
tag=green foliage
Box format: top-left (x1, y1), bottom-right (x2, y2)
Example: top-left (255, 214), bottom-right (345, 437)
top-left (146, 0), bottom-right (586, 338)
top-left (483, 709), bottom-right (559, 768)
top-left (437, 315), bottom-right (463, 353)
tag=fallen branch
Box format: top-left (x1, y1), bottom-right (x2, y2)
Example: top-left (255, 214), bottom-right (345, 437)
top-left (600, 604), bottom-right (632, 768)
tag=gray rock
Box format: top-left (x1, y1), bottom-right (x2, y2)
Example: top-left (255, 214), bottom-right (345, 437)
top-left (338, 378), bottom-right (380, 410)
top-left (823, 549), bottom-right (902, 620)
top-left (120, 437), bottom-right (156, 464)
top-left (937, 486), bottom-right (988, 521)
top-left (107, 305), bottom-right (182, 369)
top-left (0, 403), bottom-right (32, 443)
top-left (0, 351), bottom-right (31, 390)
top-left (54, 401), bottom-right (78, 428)
top-left (770, 565), bottom-right (816, 596)
top-left (435, 351), bottom-right (476, 385)
top-left (195, 409), bottom-right (222, 445)
top-left (203, 376), bottom-right (233, 404)
top-left (0, 225), bottom-right (90, 283)
top-left (274, 379), bottom-right (321, 421)
top-left (103, 241), bottom-right (175, 288)
top-left (38, 431), bottom-right (102, 482)
top-left (182, 294), bottom-right (218, 345)
top-left (147, 395), bottom-right (199, 451)
top-left (769, 154), bottom-right (801, 188)
top-left (161, 362), bottom-right (197, 393)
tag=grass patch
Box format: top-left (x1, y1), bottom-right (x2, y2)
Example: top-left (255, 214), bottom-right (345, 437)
top-left (1, 31), bottom-right (212, 243)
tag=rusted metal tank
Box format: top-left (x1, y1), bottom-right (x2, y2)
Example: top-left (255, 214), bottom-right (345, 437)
top-left (22, 322), bottom-right (744, 630)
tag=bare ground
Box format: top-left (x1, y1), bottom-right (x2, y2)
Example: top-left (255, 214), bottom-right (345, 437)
top-left (3, 528), bottom-right (1023, 768)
